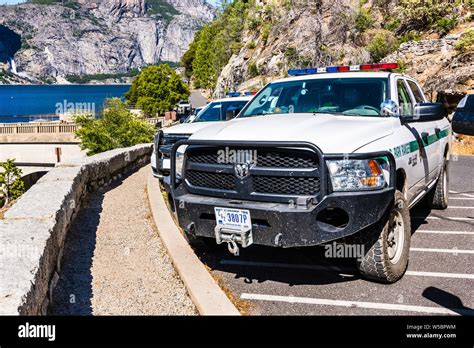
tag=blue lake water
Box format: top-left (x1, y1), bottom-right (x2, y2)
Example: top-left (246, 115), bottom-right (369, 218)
top-left (0, 84), bottom-right (131, 122)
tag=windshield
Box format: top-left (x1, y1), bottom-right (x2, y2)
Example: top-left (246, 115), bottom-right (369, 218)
top-left (192, 100), bottom-right (249, 122)
top-left (241, 77), bottom-right (388, 117)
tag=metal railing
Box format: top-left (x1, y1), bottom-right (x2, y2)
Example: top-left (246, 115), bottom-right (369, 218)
top-left (0, 123), bottom-right (79, 135)
top-left (0, 118), bottom-right (164, 135)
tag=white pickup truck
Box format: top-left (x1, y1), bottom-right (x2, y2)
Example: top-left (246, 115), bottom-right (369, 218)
top-left (152, 95), bottom-right (252, 179)
top-left (166, 64), bottom-right (451, 283)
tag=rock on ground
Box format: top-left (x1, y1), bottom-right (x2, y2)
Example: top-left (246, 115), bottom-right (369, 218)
top-left (49, 165), bottom-right (196, 315)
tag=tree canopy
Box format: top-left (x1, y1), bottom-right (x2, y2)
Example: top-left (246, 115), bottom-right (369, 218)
top-left (75, 98), bottom-right (155, 156)
top-left (125, 64), bottom-right (190, 117)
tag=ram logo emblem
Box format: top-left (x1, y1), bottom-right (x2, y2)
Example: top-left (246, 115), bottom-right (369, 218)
top-left (234, 162), bottom-right (252, 179)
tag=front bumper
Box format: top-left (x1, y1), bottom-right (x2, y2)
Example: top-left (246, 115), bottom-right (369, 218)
top-left (169, 185), bottom-right (394, 248)
top-left (166, 140), bottom-right (396, 248)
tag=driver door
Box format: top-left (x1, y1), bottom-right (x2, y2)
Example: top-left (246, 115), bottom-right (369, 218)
top-left (397, 78), bottom-right (437, 200)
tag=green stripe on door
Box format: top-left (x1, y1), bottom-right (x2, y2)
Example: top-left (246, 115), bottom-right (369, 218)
top-left (389, 128), bottom-right (450, 158)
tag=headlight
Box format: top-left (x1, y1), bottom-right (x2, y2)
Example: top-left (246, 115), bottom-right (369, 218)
top-left (327, 159), bottom-right (388, 191)
top-left (175, 145), bottom-right (187, 178)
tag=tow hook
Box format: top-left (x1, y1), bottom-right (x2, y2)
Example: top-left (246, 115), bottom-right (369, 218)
top-left (215, 226), bottom-right (253, 257)
top-left (227, 236), bottom-right (240, 256)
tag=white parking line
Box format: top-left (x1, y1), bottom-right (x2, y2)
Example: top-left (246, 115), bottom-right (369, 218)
top-left (447, 206), bottom-right (474, 209)
top-left (450, 191), bottom-right (474, 198)
top-left (451, 197), bottom-right (474, 200)
top-left (416, 230), bottom-right (473, 235)
top-left (220, 260), bottom-right (474, 279)
top-left (413, 216), bottom-right (474, 221)
top-left (405, 271), bottom-right (474, 280)
top-left (411, 247), bottom-right (474, 254)
top-left (241, 293), bottom-right (474, 316)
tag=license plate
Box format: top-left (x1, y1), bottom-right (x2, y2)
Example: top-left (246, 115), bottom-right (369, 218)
top-left (214, 207), bottom-right (252, 231)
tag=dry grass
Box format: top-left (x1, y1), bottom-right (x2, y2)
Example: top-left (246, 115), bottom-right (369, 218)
top-left (453, 135), bottom-right (474, 156)
top-left (211, 271), bottom-right (254, 315)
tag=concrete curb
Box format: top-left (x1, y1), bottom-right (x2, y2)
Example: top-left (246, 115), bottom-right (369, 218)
top-left (146, 173), bottom-right (241, 316)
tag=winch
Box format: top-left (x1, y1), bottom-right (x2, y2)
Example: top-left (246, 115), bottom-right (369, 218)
top-left (214, 226), bottom-right (253, 256)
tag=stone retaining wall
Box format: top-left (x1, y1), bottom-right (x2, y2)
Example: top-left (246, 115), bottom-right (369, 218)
top-left (0, 144), bottom-right (152, 315)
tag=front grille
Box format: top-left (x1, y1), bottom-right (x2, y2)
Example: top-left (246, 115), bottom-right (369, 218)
top-left (256, 151), bottom-right (316, 168)
top-left (187, 149), bottom-right (317, 169)
top-left (188, 152), bottom-right (218, 164)
top-left (253, 176), bottom-right (320, 195)
top-left (184, 146), bottom-right (321, 200)
top-left (187, 170), bottom-right (236, 191)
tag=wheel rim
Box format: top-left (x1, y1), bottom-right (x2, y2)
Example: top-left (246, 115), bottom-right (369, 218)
top-left (387, 210), bottom-right (405, 264)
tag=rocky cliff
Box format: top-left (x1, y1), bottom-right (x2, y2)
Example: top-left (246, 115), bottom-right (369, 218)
top-left (207, 0), bottom-right (472, 103)
top-left (0, 0), bottom-right (215, 84)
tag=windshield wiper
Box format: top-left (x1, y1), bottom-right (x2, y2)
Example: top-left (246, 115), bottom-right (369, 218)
top-left (313, 111), bottom-right (362, 116)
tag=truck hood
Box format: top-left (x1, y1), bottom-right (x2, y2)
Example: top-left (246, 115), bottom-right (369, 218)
top-left (189, 113), bottom-right (396, 153)
top-left (163, 121), bottom-right (216, 135)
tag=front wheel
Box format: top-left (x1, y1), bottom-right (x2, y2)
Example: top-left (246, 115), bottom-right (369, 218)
top-left (357, 190), bottom-right (411, 283)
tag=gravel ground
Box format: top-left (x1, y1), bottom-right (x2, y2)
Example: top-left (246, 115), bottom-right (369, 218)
top-left (49, 166), bottom-right (196, 315)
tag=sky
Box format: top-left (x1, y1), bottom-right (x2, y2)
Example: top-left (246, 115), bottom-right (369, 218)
top-left (1, 0), bottom-right (219, 5)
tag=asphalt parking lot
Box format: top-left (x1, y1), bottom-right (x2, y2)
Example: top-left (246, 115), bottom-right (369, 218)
top-left (198, 155), bottom-right (474, 315)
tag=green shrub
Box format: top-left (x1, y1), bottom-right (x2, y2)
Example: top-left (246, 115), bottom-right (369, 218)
top-left (355, 8), bottom-right (375, 32)
top-left (455, 29), bottom-right (474, 52)
top-left (394, 59), bottom-right (408, 73)
top-left (0, 159), bottom-right (25, 207)
top-left (398, 0), bottom-right (455, 34)
top-left (247, 61), bottom-right (259, 78)
top-left (261, 23), bottom-right (272, 42)
top-left (434, 17), bottom-right (458, 36)
top-left (248, 40), bottom-right (257, 49)
top-left (366, 29), bottom-right (399, 62)
top-left (75, 99), bottom-right (155, 156)
top-left (284, 46), bottom-right (300, 68)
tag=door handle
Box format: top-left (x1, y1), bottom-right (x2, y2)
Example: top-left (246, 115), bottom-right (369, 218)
top-left (421, 131), bottom-right (429, 140)
top-left (435, 127), bottom-right (441, 138)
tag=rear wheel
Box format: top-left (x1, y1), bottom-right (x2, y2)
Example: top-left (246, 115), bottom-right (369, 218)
top-left (427, 160), bottom-right (449, 210)
top-left (357, 190), bottom-right (411, 283)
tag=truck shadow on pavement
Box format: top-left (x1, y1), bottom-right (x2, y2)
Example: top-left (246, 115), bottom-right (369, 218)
top-left (423, 287), bottom-right (474, 316)
top-left (198, 245), bottom-right (362, 287)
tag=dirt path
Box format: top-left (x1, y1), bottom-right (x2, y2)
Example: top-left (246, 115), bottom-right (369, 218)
top-left (49, 166), bottom-right (196, 315)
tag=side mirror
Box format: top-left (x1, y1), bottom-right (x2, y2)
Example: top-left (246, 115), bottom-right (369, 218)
top-left (381, 99), bottom-right (400, 117)
top-left (225, 108), bottom-right (242, 120)
top-left (452, 108), bottom-right (474, 135)
top-left (402, 103), bottom-right (446, 123)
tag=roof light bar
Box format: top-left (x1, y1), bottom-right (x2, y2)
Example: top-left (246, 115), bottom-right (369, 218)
top-left (288, 63), bottom-right (399, 76)
top-left (226, 91), bottom-right (257, 97)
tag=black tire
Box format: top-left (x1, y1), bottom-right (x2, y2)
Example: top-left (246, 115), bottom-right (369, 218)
top-left (427, 160), bottom-right (449, 210)
top-left (357, 190), bottom-right (411, 283)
